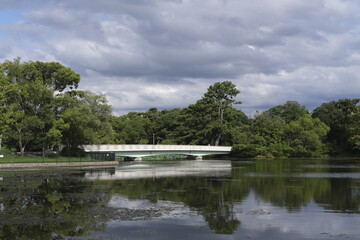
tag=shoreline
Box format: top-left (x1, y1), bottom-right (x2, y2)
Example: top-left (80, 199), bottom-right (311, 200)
top-left (0, 161), bottom-right (119, 169)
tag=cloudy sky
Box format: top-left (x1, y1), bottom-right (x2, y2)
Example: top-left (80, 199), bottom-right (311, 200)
top-left (0, 0), bottom-right (359, 115)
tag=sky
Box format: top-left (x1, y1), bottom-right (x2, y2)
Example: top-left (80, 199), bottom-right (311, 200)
top-left (0, 0), bottom-right (359, 116)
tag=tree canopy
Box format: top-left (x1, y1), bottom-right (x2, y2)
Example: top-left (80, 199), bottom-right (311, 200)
top-left (312, 99), bottom-right (360, 154)
top-left (1, 58), bottom-right (359, 158)
top-left (0, 59), bottom-right (112, 156)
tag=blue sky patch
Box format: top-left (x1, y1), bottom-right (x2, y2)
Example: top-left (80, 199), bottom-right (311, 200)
top-left (0, 9), bottom-right (25, 24)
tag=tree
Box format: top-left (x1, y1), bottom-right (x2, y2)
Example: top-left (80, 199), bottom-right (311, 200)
top-left (232, 102), bottom-right (329, 158)
top-left (283, 114), bottom-right (330, 157)
top-left (312, 98), bottom-right (359, 154)
top-left (202, 81), bottom-right (241, 123)
top-left (0, 58), bottom-right (115, 156)
top-left (251, 111), bottom-right (288, 157)
top-left (178, 81), bottom-right (242, 146)
top-left (58, 91), bottom-right (114, 149)
top-left (269, 101), bottom-right (309, 123)
top-left (349, 106), bottom-right (360, 151)
top-left (0, 58), bottom-right (80, 155)
top-left (112, 112), bottom-right (149, 144)
top-left (149, 108), bottom-right (182, 144)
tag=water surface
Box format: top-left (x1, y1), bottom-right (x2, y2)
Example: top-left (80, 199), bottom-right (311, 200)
top-left (1, 158), bottom-right (360, 239)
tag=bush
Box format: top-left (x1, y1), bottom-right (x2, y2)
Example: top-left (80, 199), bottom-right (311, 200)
top-left (61, 146), bottom-right (85, 157)
top-left (232, 144), bottom-right (266, 158)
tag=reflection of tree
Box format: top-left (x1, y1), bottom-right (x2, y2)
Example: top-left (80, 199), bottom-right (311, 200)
top-left (0, 171), bottom-right (112, 240)
top-left (203, 193), bottom-right (240, 234)
top-left (251, 176), bottom-right (330, 212)
top-left (242, 159), bottom-right (360, 214)
top-left (314, 178), bottom-right (360, 213)
top-left (246, 159), bottom-right (331, 212)
top-left (112, 176), bottom-right (249, 234)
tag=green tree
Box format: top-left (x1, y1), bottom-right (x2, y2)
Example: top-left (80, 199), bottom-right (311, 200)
top-left (151, 108), bottom-right (182, 144)
top-left (177, 81), bottom-right (242, 146)
top-left (312, 98), bottom-right (359, 154)
top-left (349, 106), bottom-right (360, 151)
top-left (232, 110), bottom-right (288, 158)
top-left (232, 102), bottom-right (328, 158)
top-left (0, 58), bottom-right (80, 155)
top-left (269, 101), bottom-right (309, 123)
top-left (112, 112), bottom-right (149, 144)
top-left (58, 90), bottom-right (114, 149)
top-left (202, 81), bottom-right (241, 146)
top-left (283, 114), bottom-right (330, 157)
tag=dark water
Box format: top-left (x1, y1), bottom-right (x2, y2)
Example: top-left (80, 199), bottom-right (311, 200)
top-left (1, 158), bottom-right (360, 240)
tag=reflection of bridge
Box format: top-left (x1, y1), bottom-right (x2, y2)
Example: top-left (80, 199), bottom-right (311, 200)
top-left (85, 160), bottom-right (232, 180)
top-left (82, 145), bottom-right (232, 161)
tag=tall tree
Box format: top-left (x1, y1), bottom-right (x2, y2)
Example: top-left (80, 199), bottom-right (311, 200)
top-left (232, 102), bottom-right (328, 158)
top-left (58, 91), bottom-right (114, 148)
top-left (177, 81), bottom-right (242, 146)
top-left (202, 81), bottom-right (241, 124)
top-left (283, 114), bottom-right (330, 157)
top-left (312, 98), bottom-right (359, 154)
top-left (0, 58), bottom-right (80, 155)
top-left (112, 112), bottom-right (149, 144)
top-left (269, 101), bottom-right (309, 123)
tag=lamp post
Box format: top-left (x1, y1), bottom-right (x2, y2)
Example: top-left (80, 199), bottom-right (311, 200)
top-left (152, 133), bottom-right (155, 145)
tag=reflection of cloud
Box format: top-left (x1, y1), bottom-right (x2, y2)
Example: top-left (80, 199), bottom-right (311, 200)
top-left (97, 192), bottom-right (360, 239)
top-left (2, 1), bottom-right (360, 115)
top-left (236, 192), bottom-right (360, 238)
top-left (85, 160), bottom-right (231, 180)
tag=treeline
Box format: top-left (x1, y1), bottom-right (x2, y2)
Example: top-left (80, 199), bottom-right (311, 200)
top-left (0, 59), bottom-right (359, 157)
top-left (112, 93), bottom-right (359, 158)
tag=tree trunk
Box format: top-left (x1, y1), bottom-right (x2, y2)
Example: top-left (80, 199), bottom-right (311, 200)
top-left (214, 134), bottom-right (221, 146)
top-left (19, 136), bottom-right (24, 156)
top-left (42, 146), bottom-right (46, 158)
top-left (220, 108), bottom-right (224, 123)
top-left (21, 145), bottom-right (26, 156)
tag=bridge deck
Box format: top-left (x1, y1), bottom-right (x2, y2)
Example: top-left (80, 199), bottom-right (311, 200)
top-left (82, 144), bottom-right (232, 158)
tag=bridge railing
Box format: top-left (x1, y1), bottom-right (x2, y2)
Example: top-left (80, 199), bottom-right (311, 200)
top-left (82, 144), bottom-right (232, 152)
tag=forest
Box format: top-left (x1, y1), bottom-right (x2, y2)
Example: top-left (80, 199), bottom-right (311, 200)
top-left (0, 59), bottom-right (359, 158)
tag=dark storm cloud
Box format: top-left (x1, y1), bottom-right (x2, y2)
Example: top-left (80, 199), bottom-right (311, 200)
top-left (1, 0), bottom-right (360, 114)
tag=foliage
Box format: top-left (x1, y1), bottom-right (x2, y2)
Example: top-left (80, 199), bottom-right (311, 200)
top-left (112, 112), bottom-right (149, 144)
top-left (60, 146), bottom-right (86, 157)
top-left (349, 106), bottom-right (360, 151)
top-left (172, 81), bottom-right (244, 146)
top-left (0, 58), bottom-right (80, 155)
top-left (0, 59), bottom-right (113, 155)
top-left (232, 102), bottom-right (330, 158)
top-left (283, 114), bottom-right (330, 157)
top-left (58, 90), bottom-right (114, 148)
top-left (312, 98), bottom-right (360, 154)
top-left (269, 101), bottom-right (309, 123)
top-left (1, 58), bottom-right (359, 158)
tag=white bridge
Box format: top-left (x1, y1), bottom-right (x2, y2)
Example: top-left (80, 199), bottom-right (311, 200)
top-left (82, 144), bottom-right (232, 160)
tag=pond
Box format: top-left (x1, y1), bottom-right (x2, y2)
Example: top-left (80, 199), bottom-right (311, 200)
top-left (1, 158), bottom-right (360, 240)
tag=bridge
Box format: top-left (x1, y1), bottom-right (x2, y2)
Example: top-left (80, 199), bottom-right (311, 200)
top-left (82, 144), bottom-right (232, 161)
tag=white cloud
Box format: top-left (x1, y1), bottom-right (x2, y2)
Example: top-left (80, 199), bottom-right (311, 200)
top-left (1, 0), bottom-right (360, 115)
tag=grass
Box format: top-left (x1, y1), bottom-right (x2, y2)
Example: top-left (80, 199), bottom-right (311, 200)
top-left (0, 154), bottom-right (100, 164)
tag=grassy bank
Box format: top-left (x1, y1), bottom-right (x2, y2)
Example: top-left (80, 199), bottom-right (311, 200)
top-left (0, 154), bottom-right (100, 164)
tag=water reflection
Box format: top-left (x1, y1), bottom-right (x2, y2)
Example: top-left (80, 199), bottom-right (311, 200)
top-left (0, 170), bottom-right (112, 240)
top-left (85, 160), bottom-right (232, 180)
top-left (0, 158), bottom-right (360, 239)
